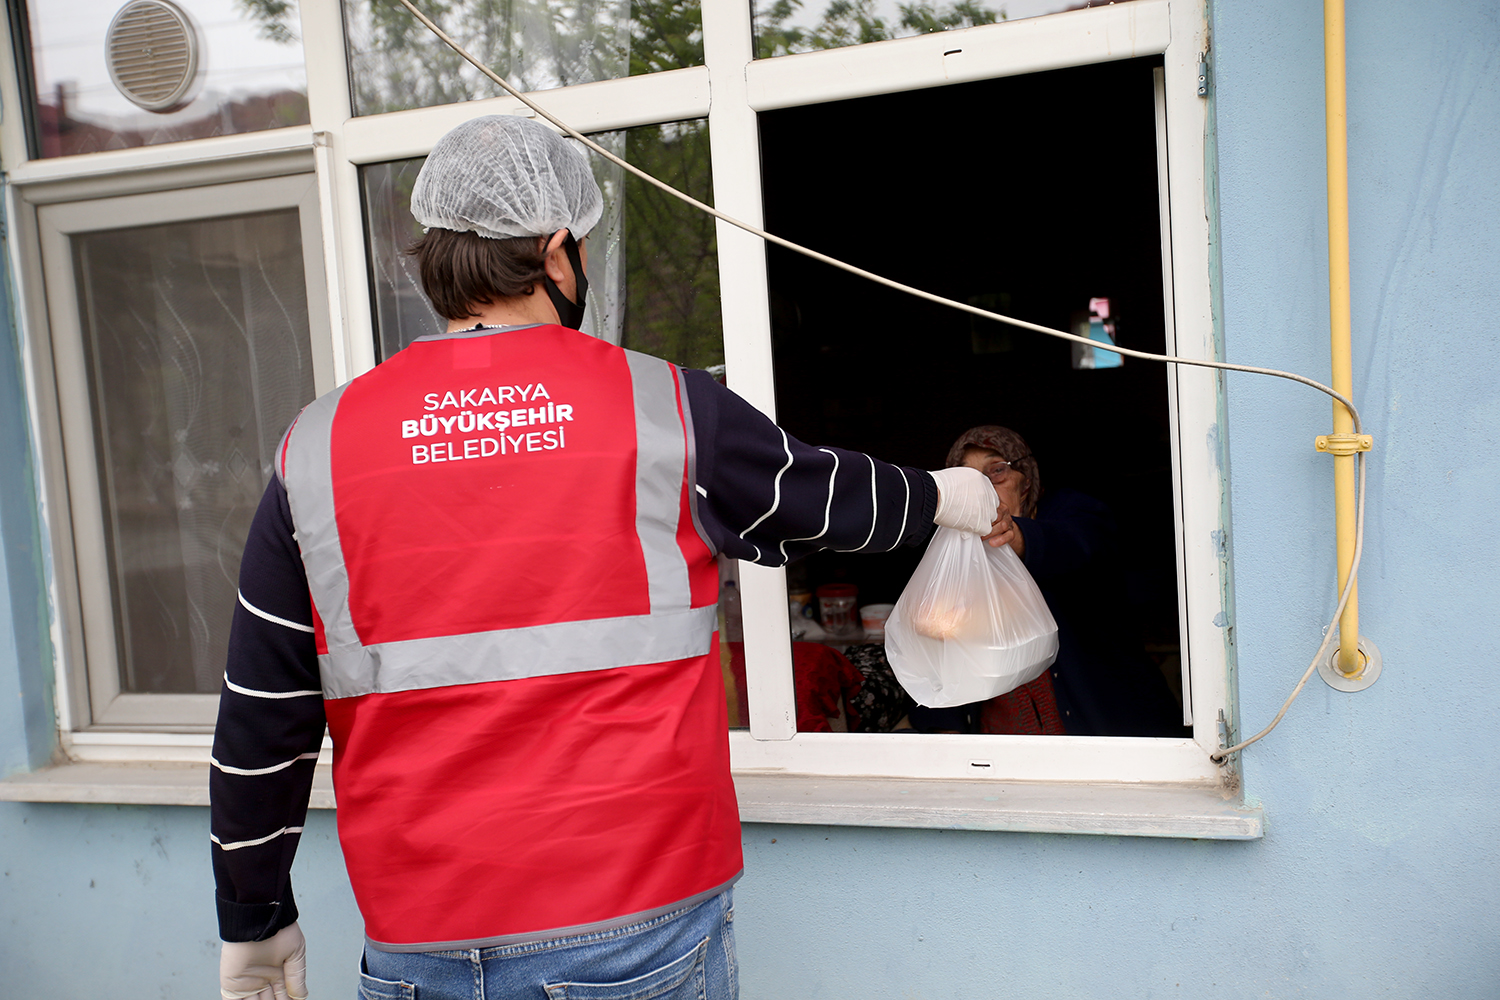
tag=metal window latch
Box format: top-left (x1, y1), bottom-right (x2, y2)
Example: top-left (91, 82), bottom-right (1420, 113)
top-left (1197, 52), bottom-right (1210, 97)
top-left (1216, 710), bottom-right (1236, 759)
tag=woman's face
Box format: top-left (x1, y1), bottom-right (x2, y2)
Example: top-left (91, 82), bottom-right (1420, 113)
top-left (961, 447), bottom-right (1028, 516)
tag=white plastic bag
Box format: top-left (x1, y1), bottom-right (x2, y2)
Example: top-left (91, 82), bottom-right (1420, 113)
top-left (885, 526), bottom-right (1059, 708)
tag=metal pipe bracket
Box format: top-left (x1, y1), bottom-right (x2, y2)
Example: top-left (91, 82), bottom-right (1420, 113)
top-left (1315, 433), bottom-right (1372, 456)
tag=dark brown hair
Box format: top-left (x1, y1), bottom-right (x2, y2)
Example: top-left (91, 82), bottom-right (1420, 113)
top-left (406, 228), bottom-right (546, 320)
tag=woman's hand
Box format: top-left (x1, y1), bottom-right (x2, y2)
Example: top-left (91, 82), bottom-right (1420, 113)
top-left (982, 507), bottom-right (1026, 558)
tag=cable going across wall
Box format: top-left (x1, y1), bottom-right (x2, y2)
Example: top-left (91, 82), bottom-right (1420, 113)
top-left (393, 0), bottom-right (1367, 762)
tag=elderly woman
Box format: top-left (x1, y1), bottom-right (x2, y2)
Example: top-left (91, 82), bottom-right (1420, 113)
top-left (911, 426), bottom-right (1185, 738)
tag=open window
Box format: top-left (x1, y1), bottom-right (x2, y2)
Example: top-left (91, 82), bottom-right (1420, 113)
top-left (757, 57), bottom-right (1188, 738)
top-left (718, 2), bottom-right (1231, 790)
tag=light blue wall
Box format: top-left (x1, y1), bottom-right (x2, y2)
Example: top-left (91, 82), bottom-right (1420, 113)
top-left (0, 184), bottom-right (54, 777)
top-left (2, 0), bottom-right (1497, 996)
top-left (0, 803), bottom-right (362, 998)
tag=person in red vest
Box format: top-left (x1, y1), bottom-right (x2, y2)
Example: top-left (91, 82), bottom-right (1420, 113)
top-left (211, 115), bottom-right (1004, 1000)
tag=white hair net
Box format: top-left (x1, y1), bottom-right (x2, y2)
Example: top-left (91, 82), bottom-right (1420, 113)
top-left (410, 116), bottom-right (603, 241)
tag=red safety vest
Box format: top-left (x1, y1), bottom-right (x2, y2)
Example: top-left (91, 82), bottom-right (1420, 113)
top-left (279, 324), bottom-right (740, 951)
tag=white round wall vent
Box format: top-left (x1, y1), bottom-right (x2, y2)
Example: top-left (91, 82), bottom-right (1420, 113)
top-left (106, 0), bottom-right (205, 113)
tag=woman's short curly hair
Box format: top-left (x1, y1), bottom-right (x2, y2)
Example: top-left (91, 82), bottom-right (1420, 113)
top-left (943, 425), bottom-right (1042, 519)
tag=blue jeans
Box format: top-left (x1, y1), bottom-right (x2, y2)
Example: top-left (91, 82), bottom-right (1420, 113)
top-left (358, 890), bottom-right (738, 1000)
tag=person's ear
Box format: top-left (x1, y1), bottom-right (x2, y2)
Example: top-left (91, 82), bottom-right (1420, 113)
top-left (542, 231), bottom-right (571, 283)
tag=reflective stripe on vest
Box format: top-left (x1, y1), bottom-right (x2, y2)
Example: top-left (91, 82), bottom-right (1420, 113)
top-left (283, 381), bottom-right (357, 658)
top-left (626, 349), bottom-right (692, 613)
top-left (282, 331), bottom-right (712, 700)
top-left (672, 362), bottom-right (715, 559)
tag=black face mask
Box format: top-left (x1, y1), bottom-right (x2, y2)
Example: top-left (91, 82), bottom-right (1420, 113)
top-left (542, 231), bottom-right (588, 330)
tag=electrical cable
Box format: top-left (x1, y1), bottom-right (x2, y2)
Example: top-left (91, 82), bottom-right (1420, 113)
top-left (392, 0), bottom-right (1370, 761)
top-left (1211, 450), bottom-right (1364, 761)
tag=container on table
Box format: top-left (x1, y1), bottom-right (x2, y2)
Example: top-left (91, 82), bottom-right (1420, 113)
top-left (859, 603), bottom-right (894, 641)
top-left (816, 583), bottom-right (859, 636)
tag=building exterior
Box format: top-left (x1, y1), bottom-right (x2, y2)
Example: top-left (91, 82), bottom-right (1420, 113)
top-left (0, 0), bottom-right (1495, 996)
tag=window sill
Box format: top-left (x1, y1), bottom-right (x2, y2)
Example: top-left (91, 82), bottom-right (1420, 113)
top-left (734, 773), bottom-right (1260, 839)
top-left (0, 762), bottom-right (1261, 840)
top-left (0, 761), bottom-right (336, 809)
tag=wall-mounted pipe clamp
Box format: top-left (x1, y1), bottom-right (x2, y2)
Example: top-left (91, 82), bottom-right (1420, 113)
top-left (1314, 433), bottom-right (1372, 455)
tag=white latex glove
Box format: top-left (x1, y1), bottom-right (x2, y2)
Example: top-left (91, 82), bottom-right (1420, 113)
top-left (220, 922), bottom-right (308, 1000)
top-left (929, 466), bottom-right (1001, 535)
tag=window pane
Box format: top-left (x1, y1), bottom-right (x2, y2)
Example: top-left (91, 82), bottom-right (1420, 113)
top-left (73, 210), bottom-right (316, 694)
top-left (719, 559), bottom-right (746, 730)
top-left (362, 119), bottom-right (722, 370)
top-left (612, 120), bottom-right (723, 370)
top-left (25, 0), bottom-right (309, 158)
top-left (752, 0), bottom-right (1142, 58)
top-left (343, 0), bottom-right (704, 117)
top-left (362, 157), bottom-right (438, 355)
top-left (361, 119), bottom-right (733, 726)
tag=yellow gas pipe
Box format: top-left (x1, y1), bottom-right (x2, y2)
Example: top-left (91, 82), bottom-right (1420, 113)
top-left (1316, 0), bottom-right (1372, 676)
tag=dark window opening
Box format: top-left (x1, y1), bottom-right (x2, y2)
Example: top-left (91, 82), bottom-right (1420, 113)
top-left (759, 56), bottom-right (1188, 737)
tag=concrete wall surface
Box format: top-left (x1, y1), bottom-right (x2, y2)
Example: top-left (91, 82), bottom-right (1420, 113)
top-left (0, 0), bottom-right (1496, 997)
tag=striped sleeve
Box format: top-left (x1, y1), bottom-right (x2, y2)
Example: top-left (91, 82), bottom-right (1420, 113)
top-left (682, 369), bottom-right (937, 565)
top-left (210, 476), bottom-right (325, 943)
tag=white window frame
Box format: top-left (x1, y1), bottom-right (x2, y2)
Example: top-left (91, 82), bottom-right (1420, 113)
top-left (32, 174), bottom-right (336, 731)
top-left (0, 0), bottom-right (1251, 832)
top-left (0, 133), bottom-right (338, 762)
top-left (709, 0), bottom-right (1228, 788)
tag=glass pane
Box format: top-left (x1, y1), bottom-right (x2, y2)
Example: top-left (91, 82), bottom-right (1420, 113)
top-left (718, 559), bottom-right (746, 730)
top-left (25, 0), bottom-right (309, 158)
top-left (73, 210), bottom-right (316, 694)
top-left (362, 157), bottom-right (440, 354)
top-left (362, 118), bottom-right (722, 369)
top-left (614, 120), bottom-right (722, 370)
top-left (361, 120), bottom-right (733, 726)
top-left (752, 0), bottom-right (1142, 58)
top-left (343, 0), bottom-right (704, 117)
